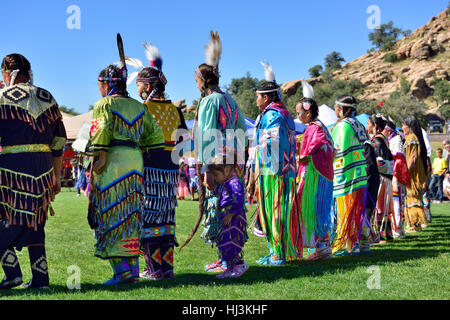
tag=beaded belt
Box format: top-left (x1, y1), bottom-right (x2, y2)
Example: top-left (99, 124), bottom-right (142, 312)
top-left (0, 144), bottom-right (51, 154)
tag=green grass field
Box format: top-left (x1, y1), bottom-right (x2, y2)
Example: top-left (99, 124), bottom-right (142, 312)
top-left (1, 188), bottom-right (449, 300)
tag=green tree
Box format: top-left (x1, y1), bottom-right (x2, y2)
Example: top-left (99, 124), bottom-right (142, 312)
top-left (324, 51), bottom-right (345, 70)
top-left (226, 72), bottom-right (263, 119)
top-left (431, 76), bottom-right (450, 107)
top-left (59, 105), bottom-right (80, 115)
top-left (308, 65), bottom-right (323, 78)
top-left (368, 21), bottom-right (411, 51)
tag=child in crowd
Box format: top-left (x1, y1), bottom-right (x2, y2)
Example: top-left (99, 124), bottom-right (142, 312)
top-left (188, 157), bottom-right (198, 201)
top-left (429, 148), bottom-right (448, 204)
top-left (203, 153), bottom-right (249, 279)
top-left (178, 161), bottom-right (190, 200)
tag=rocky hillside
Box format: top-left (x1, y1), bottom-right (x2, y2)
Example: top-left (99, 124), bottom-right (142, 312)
top-left (282, 9), bottom-right (449, 112)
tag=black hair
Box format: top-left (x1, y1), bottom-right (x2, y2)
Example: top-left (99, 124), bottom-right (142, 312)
top-left (370, 114), bottom-right (387, 132)
top-left (197, 63), bottom-right (219, 89)
top-left (98, 64), bottom-right (129, 97)
top-left (298, 97), bottom-right (319, 121)
top-left (256, 81), bottom-right (281, 103)
top-left (386, 120), bottom-right (396, 131)
top-left (206, 151), bottom-right (238, 173)
top-left (1, 53), bottom-right (31, 82)
top-left (336, 95), bottom-right (358, 118)
top-left (137, 67), bottom-right (166, 99)
top-left (402, 115), bottom-right (428, 168)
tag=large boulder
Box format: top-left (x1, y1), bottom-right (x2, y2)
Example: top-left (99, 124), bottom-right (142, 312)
top-left (281, 80), bottom-right (302, 97)
top-left (410, 78), bottom-right (433, 99)
top-left (411, 39), bottom-right (432, 60)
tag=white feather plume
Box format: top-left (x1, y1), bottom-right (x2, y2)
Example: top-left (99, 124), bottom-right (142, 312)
top-left (205, 31), bottom-right (222, 68)
top-left (143, 42), bottom-right (162, 69)
top-left (125, 56), bottom-right (144, 69)
top-left (126, 71), bottom-right (139, 86)
top-left (301, 80), bottom-right (314, 99)
top-left (260, 62), bottom-right (275, 82)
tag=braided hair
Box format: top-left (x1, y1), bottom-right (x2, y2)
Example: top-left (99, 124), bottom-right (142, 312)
top-left (1, 53), bottom-right (32, 85)
top-left (98, 64), bottom-right (129, 97)
top-left (137, 67), bottom-right (166, 100)
top-left (335, 95), bottom-right (358, 118)
top-left (196, 63), bottom-right (219, 96)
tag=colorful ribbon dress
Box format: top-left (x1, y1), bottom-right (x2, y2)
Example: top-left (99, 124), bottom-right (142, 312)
top-left (253, 102), bottom-right (300, 264)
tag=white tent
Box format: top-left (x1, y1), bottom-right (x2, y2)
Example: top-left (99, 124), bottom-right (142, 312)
top-left (63, 110), bottom-right (93, 140)
top-left (318, 104), bottom-right (338, 127)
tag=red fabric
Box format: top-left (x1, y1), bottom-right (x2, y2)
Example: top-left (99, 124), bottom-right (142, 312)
top-left (62, 150), bottom-right (75, 168)
top-left (393, 153), bottom-right (410, 186)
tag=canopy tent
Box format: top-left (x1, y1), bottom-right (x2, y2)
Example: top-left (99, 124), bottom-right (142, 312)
top-left (318, 104), bottom-right (338, 127)
top-left (356, 113), bottom-right (370, 128)
top-left (63, 110), bottom-right (93, 140)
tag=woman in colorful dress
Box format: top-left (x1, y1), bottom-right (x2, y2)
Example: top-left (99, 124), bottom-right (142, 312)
top-left (331, 95), bottom-right (371, 255)
top-left (180, 31), bottom-right (247, 273)
top-left (367, 115), bottom-right (395, 243)
top-left (296, 98), bottom-right (334, 260)
top-left (252, 63), bottom-right (300, 265)
top-left (296, 97), bottom-right (334, 260)
top-left (0, 53), bottom-right (66, 289)
top-left (402, 115), bottom-right (428, 232)
top-left (87, 61), bottom-right (163, 285)
top-left (134, 45), bottom-right (187, 280)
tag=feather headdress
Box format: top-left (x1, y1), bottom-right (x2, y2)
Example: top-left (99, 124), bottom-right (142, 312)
top-left (260, 62), bottom-right (275, 83)
top-left (205, 31), bottom-right (222, 70)
top-left (301, 80), bottom-right (314, 99)
top-left (256, 61), bottom-right (280, 95)
top-left (119, 42), bottom-right (166, 86)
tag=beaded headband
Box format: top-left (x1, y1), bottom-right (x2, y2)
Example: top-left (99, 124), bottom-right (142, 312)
top-left (335, 100), bottom-right (357, 108)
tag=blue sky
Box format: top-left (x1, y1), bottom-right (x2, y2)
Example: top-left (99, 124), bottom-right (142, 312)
top-left (1, 0), bottom-right (447, 114)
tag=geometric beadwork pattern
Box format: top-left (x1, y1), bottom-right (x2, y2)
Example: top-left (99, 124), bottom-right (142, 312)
top-left (163, 248), bottom-right (174, 267)
top-left (1, 249), bottom-right (19, 268)
top-left (31, 255), bottom-right (48, 275)
top-left (151, 248), bottom-right (162, 265)
top-left (36, 88), bottom-right (52, 103)
top-left (2, 86), bottom-right (29, 103)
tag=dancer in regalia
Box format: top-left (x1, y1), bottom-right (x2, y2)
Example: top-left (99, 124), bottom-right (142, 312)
top-left (382, 120), bottom-right (408, 238)
top-left (86, 34), bottom-right (163, 285)
top-left (180, 31), bottom-right (247, 273)
top-left (331, 95), bottom-right (371, 255)
top-left (203, 152), bottom-right (249, 279)
top-left (0, 54), bottom-right (66, 289)
top-left (130, 42), bottom-right (187, 280)
top-left (295, 82), bottom-right (334, 260)
top-left (252, 62), bottom-right (300, 265)
top-left (367, 115), bottom-right (395, 243)
top-left (402, 115), bottom-right (428, 232)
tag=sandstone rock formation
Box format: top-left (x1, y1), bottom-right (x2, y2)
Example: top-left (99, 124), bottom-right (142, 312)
top-left (283, 9), bottom-right (449, 106)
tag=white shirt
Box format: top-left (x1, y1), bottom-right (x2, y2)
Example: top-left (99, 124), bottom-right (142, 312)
top-left (421, 128), bottom-right (432, 158)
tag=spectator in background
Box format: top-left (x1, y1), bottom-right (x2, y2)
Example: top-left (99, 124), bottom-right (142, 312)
top-left (429, 148), bottom-right (448, 204)
top-left (442, 140), bottom-right (449, 160)
top-left (62, 143), bottom-right (75, 180)
top-left (188, 157), bottom-right (198, 201)
top-left (444, 141), bottom-right (450, 169)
